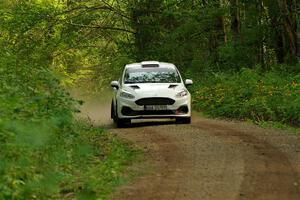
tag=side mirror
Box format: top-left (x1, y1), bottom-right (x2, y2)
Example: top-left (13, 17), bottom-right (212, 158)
top-left (111, 81), bottom-right (119, 89)
top-left (185, 79), bottom-right (193, 86)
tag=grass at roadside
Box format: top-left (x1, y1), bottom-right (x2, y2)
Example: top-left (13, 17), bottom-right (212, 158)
top-left (189, 68), bottom-right (300, 130)
top-left (0, 120), bottom-right (140, 200)
top-left (61, 123), bottom-right (140, 200)
top-left (255, 121), bottom-right (300, 134)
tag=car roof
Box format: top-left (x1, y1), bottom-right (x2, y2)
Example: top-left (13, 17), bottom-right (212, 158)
top-left (125, 61), bottom-right (176, 69)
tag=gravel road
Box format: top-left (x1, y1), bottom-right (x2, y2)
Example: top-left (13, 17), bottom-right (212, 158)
top-left (78, 97), bottom-right (300, 200)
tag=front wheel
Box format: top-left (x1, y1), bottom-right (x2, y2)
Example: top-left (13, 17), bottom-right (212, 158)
top-left (116, 118), bottom-right (131, 128)
top-left (112, 103), bottom-right (131, 128)
top-left (176, 117), bottom-right (191, 124)
top-left (111, 101), bottom-right (114, 119)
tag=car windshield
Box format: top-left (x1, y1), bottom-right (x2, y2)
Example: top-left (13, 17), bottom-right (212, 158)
top-left (124, 67), bottom-right (181, 84)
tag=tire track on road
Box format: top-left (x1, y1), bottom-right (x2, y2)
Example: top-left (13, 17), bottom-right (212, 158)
top-left (111, 126), bottom-right (184, 200)
top-left (192, 118), bottom-right (300, 200)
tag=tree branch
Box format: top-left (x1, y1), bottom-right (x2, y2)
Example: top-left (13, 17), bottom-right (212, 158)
top-left (66, 21), bottom-right (135, 34)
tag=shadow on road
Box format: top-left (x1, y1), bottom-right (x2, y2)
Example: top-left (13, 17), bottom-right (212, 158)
top-left (84, 118), bottom-right (177, 129)
top-left (122, 119), bottom-right (176, 128)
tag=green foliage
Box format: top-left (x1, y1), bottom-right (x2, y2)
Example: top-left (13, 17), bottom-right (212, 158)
top-left (192, 68), bottom-right (300, 126)
top-left (0, 1), bottom-right (138, 199)
top-left (0, 0), bottom-right (76, 120)
top-left (0, 121), bottom-right (138, 200)
top-left (257, 121), bottom-right (300, 133)
top-left (1, 0), bottom-right (299, 197)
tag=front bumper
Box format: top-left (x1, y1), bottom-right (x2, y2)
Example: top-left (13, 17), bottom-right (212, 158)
top-left (117, 96), bottom-right (191, 119)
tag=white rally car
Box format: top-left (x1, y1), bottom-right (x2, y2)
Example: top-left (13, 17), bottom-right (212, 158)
top-left (110, 61), bottom-right (193, 127)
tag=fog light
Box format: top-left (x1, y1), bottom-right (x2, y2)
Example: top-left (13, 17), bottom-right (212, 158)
top-left (121, 106), bottom-right (134, 116)
top-left (176, 105), bottom-right (189, 114)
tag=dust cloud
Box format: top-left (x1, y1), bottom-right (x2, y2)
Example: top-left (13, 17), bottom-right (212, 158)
top-left (71, 88), bottom-right (113, 126)
top-left (70, 88), bottom-right (174, 127)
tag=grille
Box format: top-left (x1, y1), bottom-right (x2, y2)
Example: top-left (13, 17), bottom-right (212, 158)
top-left (135, 97), bottom-right (175, 106)
top-left (139, 110), bottom-right (175, 115)
top-left (121, 106), bottom-right (175, 116)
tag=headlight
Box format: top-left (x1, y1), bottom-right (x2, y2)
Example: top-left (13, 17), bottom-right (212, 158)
top-left (176, 90), bottom-right (188, 98)
top-left (120, 91), bottom-right (135, 99)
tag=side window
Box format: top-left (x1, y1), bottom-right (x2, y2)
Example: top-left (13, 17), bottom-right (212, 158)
top-left (119, 68), bottom-right (125, 84)
top-left (176, 68), bottom-right (184, 83)
top-left (121, 68), bottom-right (128, 84)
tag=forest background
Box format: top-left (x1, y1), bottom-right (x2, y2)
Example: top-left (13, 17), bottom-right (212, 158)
top-left (0, 0), bottom-right (299, 199)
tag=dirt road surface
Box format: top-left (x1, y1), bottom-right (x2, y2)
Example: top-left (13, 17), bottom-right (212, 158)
top-left (77, 96), bottom-right (300, 200)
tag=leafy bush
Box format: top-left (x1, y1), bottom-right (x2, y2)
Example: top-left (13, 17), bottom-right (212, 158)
top-left (191, 69), bottom-right (300, 126)
top-left (0, 2), bottom-right (138, 199)
top-left (0, 56), bottom-right (137, 199)
top-left (0, 39), bottom-right (136, 200)
top-left (0, 121), bottom-right (137, 200)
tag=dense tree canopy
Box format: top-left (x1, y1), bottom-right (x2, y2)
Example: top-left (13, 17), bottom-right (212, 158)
top-left (1, 0), bottom-right (298, 90)
top-left (0, 0), bottom-right (299, 126)
top-left (0, 1), bottom-right (299, 199)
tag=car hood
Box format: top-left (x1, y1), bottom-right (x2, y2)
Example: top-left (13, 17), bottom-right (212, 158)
top-left (122, 83), bottom-right (187, 99)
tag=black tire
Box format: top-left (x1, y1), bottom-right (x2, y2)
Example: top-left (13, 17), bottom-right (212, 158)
top-left (116, 118), bottom-right (131, 128)
top-left (112, 102), bottom-right (118, 123)
top-left (112, 103), bottom-right (131, 128)
top-left (111, 101), bottom-right (114, 119)
top-left (176, 117), bottom-right (191, 124)
top-left (111, 102), bottom-right (118, 124)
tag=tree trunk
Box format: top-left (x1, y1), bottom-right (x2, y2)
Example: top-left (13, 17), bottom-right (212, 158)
top-left (278, 0), bottom-right (298, 64)
top-left (130, 0), bottom-right (164, 61)
top-left (209, 0), bottom-right (227, 66)
top-left (230, 0), bottom-right (240, 42)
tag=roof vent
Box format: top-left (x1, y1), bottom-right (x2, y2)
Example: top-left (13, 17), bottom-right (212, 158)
top-left (142, 64), bottom-right (159, 68)
top-left (141, 61), bottom-right (160, 68)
